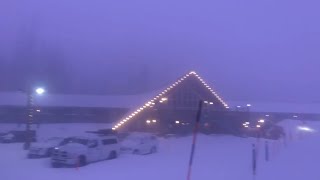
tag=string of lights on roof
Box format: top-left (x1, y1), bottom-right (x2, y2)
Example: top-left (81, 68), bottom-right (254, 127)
top-left (112, 71), bottom-right (229, 130)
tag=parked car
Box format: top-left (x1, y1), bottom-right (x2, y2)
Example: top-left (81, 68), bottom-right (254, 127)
top-left (0, 130), bottom-right (36, 143)
top-left (28, 137), bottom-right (66, 158)
top-left (121, 133), bottom-right (158, 155)
top-left (51, 135), bottom-right (119, 167)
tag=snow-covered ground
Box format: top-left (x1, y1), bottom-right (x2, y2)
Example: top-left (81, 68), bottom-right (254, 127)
top-left (1, 120), bottom-right (320, 180)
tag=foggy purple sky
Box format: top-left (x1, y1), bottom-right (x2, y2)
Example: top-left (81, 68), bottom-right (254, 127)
top-left (0, 0), bottom-right (320, 103)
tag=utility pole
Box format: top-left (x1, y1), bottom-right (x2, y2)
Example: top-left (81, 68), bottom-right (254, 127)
top-left (23, 87), bottom-right (45, 150)
top-left (24, 89), bottom-right (34, 150)
top-left (186, 100), bottom-right (203, 180)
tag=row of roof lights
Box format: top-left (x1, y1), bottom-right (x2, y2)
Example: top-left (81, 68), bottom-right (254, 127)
top-left (112, 71), bottom-right (229, 130)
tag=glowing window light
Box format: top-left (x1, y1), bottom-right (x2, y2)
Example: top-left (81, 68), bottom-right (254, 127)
top-left (258, 119), bottom-right (265, 123)
top-left (120, 122), bottom-right (124, 124)
top-left (265, 114), bottom-right (270, 117)
top-left (140, 107), bottom-right (143, 110)
top-left (247, 104), bottom-right (252, 107)
top-left (245, 122), bottom-right (250, 125)
top-left (204, 101), bottom-right (208, 104)
top-left (175, 121), bottom-right (180, 124)
top-left (152, 120), bottom-right (157, 123)
top-left (146, 120), bottom-right (151, 124)
top-left (115, 125), bottom-right (118, 128)
top-left (117, 123), bottom-right (121, 126)
top-left (137, 109), bottom-right (141, 112)
top-left (129, 115), bottom-right (133, 118)
top-left (209, 102), bottom-right (213, 105)
top-left (256, 125), bottom-right (261, 128)
top-left (36, 109), bottom-right (41, 112)
top-left (112, 128), bottom-right (116, 130)
top-left (293, 115), bottom-right (298, 118)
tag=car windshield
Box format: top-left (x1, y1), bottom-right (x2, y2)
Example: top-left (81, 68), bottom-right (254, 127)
top-left (60, 138), bottom-right (89, 146)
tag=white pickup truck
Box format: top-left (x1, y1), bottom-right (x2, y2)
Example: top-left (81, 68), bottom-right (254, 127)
top-left (51, 136), bottom-right (119, 167)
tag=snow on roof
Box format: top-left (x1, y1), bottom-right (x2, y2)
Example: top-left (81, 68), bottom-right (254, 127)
top-left (0, 91), bottom-right (160, 109)
top-left (229, 101), bottom-right (320, 114)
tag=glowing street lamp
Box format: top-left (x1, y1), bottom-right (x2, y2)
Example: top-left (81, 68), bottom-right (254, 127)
top-left (35, 87), bottom-right (45, 95)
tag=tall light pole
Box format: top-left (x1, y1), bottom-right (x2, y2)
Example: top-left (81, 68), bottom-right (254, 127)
top-left (23, 87), bottom-right (45, 150)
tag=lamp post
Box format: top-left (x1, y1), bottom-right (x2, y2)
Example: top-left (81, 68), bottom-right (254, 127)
top-left (23, 87), bottom-right (45, 150)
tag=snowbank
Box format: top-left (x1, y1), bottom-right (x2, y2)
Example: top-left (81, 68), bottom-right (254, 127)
top-left (1, 121), bottom-right (320, 180)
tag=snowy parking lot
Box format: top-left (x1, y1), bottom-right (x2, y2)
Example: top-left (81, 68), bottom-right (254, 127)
top-left (1, 121), bottom-right (320, 180)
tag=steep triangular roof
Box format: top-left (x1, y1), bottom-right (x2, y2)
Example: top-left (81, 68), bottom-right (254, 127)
top-left (112, 71), bottom-right (229, 130)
